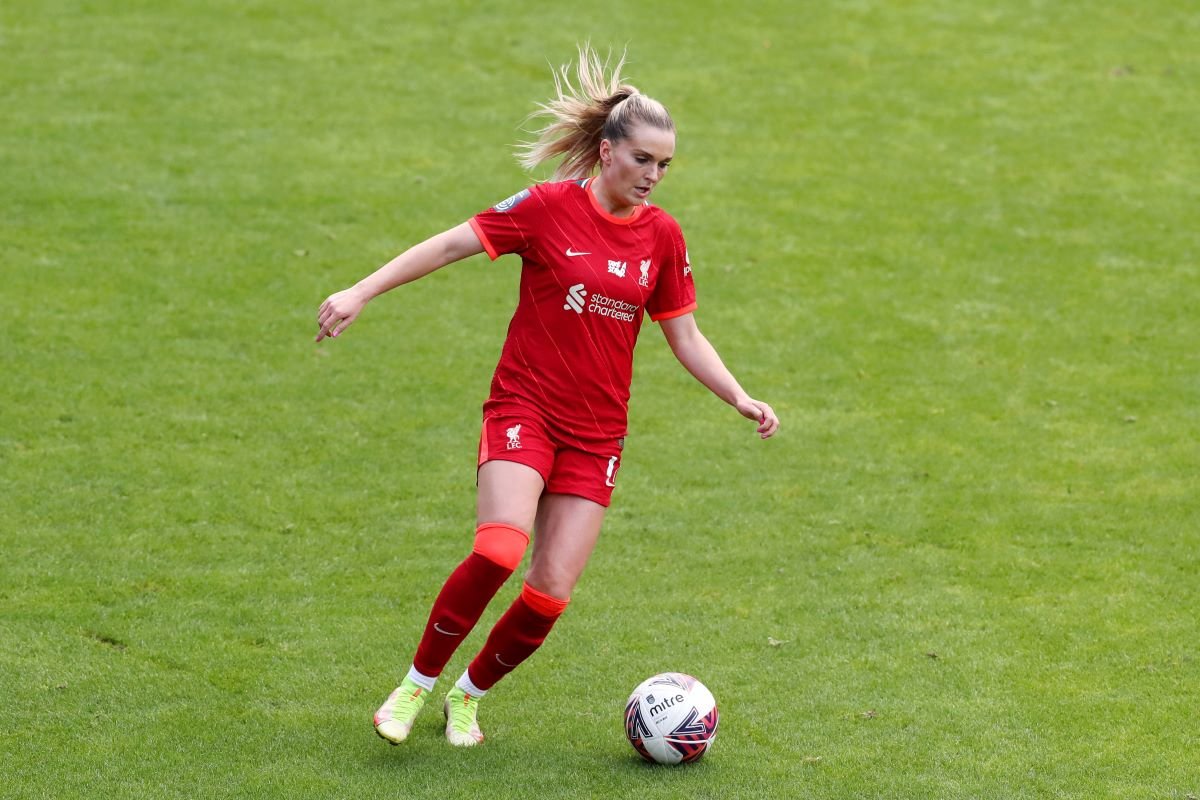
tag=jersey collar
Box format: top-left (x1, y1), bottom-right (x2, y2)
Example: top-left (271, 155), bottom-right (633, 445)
top-left (581, 177), bottom-right (645, 226)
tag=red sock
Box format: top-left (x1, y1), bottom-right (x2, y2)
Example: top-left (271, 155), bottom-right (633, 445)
top-left (467, 583), bottom-right (569, 691)
top-left (411, 524), bottom-right (529, 677)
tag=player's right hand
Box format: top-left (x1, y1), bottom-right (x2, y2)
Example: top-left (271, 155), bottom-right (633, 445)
top-left (316, 287), bottom-right (369, 342)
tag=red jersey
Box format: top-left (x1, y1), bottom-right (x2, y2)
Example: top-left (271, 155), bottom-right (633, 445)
top-left (469, 179), bottom-right (697, 444)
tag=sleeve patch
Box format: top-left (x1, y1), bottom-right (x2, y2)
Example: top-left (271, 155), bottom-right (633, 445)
top-left (493, 188), bottom-right (532, 213)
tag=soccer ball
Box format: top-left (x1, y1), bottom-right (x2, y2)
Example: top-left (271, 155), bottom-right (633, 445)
top-left (624, 672), bottom-right (719, 764)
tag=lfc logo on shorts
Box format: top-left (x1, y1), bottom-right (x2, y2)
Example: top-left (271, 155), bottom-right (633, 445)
top-left (605, 455), bottom-right (620, 487)
top-left (506, 424), bottom-right (522, 450)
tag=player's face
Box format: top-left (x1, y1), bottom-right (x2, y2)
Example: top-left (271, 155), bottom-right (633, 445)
top-left (600, 123), bottom-right (676, 211)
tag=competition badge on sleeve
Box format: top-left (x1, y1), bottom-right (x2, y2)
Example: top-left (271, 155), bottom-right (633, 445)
top-left (493, 188), bottom-right (531, 213)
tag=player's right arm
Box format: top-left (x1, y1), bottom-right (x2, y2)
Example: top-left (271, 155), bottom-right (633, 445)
top-left (316, 222), bottom-right (484, 342)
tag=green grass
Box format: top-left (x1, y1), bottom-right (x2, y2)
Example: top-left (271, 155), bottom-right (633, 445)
top-left (2, 0), bottom-right (1198, 797)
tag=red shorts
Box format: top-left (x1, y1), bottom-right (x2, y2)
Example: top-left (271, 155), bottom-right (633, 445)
top-left (478, 407), bottom-right (623, 507)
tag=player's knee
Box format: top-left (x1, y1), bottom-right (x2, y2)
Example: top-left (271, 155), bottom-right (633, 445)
top-left (473, 522), bottom-right (530, 570)
top-left (523, 565), bottom-right (579, 602)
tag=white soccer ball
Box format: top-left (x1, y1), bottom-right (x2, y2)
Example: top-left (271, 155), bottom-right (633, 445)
top-left (624, 672), bottom-right (719, 764)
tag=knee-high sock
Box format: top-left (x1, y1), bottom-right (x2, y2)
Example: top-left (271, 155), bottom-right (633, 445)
top-left (466, 582), bottom-right (569, 691)
top-left (411, 523), bottom-right (528, 678)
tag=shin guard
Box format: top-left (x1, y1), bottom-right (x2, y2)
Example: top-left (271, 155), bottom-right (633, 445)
top-left (410, 523), bottom-right (529, 677)
top-left (465, 582), bottom-right (570, 691)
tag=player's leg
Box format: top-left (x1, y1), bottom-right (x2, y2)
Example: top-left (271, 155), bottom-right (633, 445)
top-left (527, 493), bottom-right (609, 596)
top-left (444, 492), bottom-right (607, 746)
top-left (412, 459), bottom-right (543, 675)
top-left (374, 435), bottom-right (546, 743)
top-left (475, 495), bottom-right (606, 688)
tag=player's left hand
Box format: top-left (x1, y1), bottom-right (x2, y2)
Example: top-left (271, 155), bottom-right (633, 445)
top-left (735, 398), bottom-right (779, 439)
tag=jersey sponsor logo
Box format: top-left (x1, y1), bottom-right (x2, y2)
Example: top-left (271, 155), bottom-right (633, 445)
top-left (608, 260), bottom-right (627, 278)
top-left (564, 282), bottom-right (641, 322)
top-left (506, 424), bottom-right (522, 450)
top-left (683, 264), bottom-right (692, 277)
top-left (588, 292), bottom-right (639, 322)
top-left (493, 188), bottom-right (531, 213)
top-left (564, 283), bottom-right (587, 313)
top-left (566, 247), bottom-right (591, 257)
top-left (638, 259), bottom-right (651, 287)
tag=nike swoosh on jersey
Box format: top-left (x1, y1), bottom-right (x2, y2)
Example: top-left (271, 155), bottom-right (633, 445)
top-left (566, 248), bottom-right (591, 257)
top-left (434, 623), bottom-right (462, 636)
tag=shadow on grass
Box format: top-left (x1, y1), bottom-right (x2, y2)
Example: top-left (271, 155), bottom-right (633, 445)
top-left (358, 723), bottom-right (720, 799)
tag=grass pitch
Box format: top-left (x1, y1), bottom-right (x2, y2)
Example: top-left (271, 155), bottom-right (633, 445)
top-left (2, 1), bottom-right (1198, 798)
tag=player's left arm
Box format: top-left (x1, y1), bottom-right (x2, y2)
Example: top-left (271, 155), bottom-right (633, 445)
top-left (659, 312), bottom-right (779, 439)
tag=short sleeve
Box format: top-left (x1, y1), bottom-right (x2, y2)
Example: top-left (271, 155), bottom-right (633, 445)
top-left (469, 185), bottom-right (544, 261)
top-left (646, 219), bottom-right (697, 321)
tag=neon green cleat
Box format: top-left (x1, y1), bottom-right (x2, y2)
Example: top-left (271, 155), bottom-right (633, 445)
top-left (443, 686), bottom-right (484, 747)
top-left (373, 678), bottom-right (428, 744)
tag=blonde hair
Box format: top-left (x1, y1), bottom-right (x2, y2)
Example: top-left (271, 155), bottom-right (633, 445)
top-left (517, 45), bottom-right (675, 181)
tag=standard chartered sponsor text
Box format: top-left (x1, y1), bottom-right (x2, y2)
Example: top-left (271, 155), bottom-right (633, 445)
top-left (588, 293), bottom-right (639, 322)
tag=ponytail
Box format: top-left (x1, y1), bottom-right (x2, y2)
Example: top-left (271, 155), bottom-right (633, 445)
top-left (516, 45), bottom-right (674, 181)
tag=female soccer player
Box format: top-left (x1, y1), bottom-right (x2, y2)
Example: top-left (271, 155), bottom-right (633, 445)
top-left (316, 46), bottom-right (779, 747)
